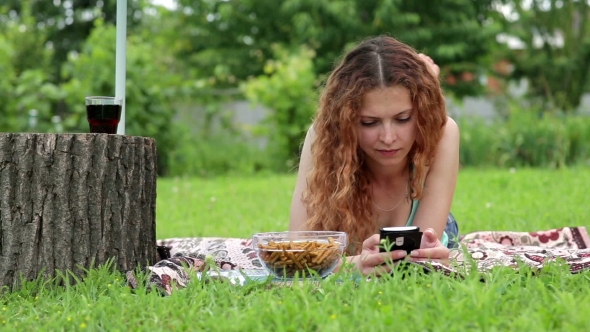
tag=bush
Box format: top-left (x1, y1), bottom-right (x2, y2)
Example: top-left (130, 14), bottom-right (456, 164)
top-left (240, 45), bottom-right (318, 172)
top-left (458, 106), bottom-right (590, 168)
top-left (166, 123), bottom-right (272, 178)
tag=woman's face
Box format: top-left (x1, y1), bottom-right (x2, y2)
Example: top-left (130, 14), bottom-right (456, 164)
top-left (357, 85), bottom-right (417, 169)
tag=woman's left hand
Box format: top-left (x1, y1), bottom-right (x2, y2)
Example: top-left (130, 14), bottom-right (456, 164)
top-left (418, 53), bottom-right (440, 78)
top-left (408, 228), bottom-right (449, 260)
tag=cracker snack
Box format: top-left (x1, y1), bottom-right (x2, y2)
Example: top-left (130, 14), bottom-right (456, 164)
top-left (256, 237), bottom-right (342, 278)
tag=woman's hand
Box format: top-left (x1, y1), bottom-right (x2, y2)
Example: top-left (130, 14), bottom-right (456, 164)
top-left (409, 228), bottom-right (450, 261)
top-left (418, 53), bottom-right (440, 78)
top-left (347, 234), bottom-right (408, 276)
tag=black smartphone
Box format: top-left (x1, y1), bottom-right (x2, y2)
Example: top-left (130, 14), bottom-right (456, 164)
top-left (379, 226), bottom-right (423, 254)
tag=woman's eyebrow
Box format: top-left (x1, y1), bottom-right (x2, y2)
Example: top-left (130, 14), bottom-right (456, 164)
top-left (395, 109), bottom-right (413, 116)
top-left (360, 109), bottom-right (413, 118)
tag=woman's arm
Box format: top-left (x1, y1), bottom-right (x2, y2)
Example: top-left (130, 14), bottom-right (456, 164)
top-left (407, 53), bottom-right (459, 258)
top-left (289, 125), bottom-right (316, 231)
top-left (412, 117), bottom-right (460, 240)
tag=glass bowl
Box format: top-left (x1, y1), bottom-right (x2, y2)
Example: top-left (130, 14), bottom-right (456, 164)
top-left (252, 231), bottom-right (347, 279)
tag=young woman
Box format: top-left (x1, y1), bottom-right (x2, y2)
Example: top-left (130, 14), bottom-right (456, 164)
top-left (289, 36), bottom-right (460, 276)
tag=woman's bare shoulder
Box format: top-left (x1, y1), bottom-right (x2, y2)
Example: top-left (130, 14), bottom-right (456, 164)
top-left (438, 117), bottom-right (460, 151)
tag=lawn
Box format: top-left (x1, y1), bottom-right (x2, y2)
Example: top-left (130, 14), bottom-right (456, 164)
top-left (155, 167), bottom-right (590, 238)
top-left (1, 168), bottom-right (589, 331)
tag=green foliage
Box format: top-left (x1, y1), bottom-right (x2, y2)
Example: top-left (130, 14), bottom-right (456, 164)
top-left (396, 0), bottom-right (501, 97)
top-left (172, 0), bottom-right (500, 98)
top-left (0, 2), bottom-right (64, 133)
top-left (491, 0), bottom-right (590, 112)
top-left (167, 123), bottom-right (272, 178)
top-left (458, 106), bottom-right (590, 168)
top-left (241, 45), bottom-right (318, 171)
top-left (0, 33), bottom-right (21, 132)
top-left (2, 0), bottom-right (146, 80)
top-left (0, 1), bottom-right (51, 76)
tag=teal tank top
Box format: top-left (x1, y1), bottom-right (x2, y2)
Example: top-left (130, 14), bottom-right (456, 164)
top-left (406, 200), bottom-right (449, 247)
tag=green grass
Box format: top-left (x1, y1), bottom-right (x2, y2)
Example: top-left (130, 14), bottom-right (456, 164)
top-left (156, 167), bottom-right (590, 238)
top-left (2, 168), bottom-right (590, 331)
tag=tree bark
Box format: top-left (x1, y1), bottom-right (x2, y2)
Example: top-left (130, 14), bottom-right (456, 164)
top-left (0, 133), bottom-right (158, 289)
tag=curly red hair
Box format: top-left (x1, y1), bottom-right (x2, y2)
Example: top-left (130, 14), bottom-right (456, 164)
top-left (303, 36), bottom-right (447, 254)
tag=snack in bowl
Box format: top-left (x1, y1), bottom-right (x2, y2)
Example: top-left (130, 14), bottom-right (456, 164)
top-left (252, 231), bottom-right (347, 279)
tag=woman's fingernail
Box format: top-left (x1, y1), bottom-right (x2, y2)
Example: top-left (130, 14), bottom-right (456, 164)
top-left (397, 251), bottom-right (407, 259)
top-left (410, 250), bottom-right (419, 257)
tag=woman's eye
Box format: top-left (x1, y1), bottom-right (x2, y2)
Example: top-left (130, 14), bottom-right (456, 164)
top-left (360, 121), bottom-right (377, 126)
top-left (397, 117), bottom-right (411, 123)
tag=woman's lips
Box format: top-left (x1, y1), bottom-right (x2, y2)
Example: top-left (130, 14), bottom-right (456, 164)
top-left (377, 149), bottom-right (400, 157)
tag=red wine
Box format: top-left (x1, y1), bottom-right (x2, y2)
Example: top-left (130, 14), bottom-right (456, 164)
top-left (86, 104), bottom-right (122, 134)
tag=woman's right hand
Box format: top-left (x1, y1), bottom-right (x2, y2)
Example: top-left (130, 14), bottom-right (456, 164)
top-left (348, 234), bottom-right (408, 276)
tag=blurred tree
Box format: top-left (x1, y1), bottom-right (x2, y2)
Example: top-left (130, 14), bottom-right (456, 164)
top-left (241, 45), bottom-right (318, 171)
top-left (1, 0), bottom-right (146, 80)
top-left (169, 0), bottom-right (501, 98)
top-left (0, 1), bottom-right (64, 133)
top-left (491, 0), bottom-right (590, 112)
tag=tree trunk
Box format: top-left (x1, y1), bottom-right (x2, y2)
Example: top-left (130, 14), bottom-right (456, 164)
top-left (0, 133), bottom-right (158, 289)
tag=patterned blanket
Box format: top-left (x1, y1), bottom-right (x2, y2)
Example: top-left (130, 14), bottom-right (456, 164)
top-left (131, 227), bottom-right (590, 295)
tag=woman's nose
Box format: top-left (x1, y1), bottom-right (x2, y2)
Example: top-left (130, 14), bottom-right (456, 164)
top-left (380, 124), bottom-right (396, 144)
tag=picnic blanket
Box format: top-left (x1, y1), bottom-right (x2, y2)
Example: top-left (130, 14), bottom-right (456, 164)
top-left (131, 226), bottom-right (590, 295)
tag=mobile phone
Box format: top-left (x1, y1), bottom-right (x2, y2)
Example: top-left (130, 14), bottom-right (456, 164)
top-left (379, 226), bottom-right (422, 254)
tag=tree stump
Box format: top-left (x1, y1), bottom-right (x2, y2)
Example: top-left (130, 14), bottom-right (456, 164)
top-left (0, 133), bottom-right (158, 288)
